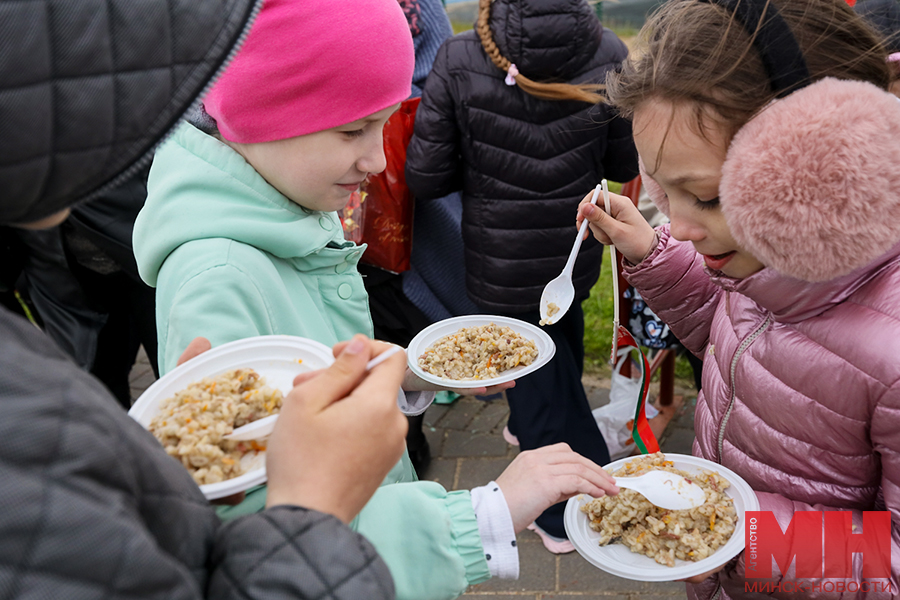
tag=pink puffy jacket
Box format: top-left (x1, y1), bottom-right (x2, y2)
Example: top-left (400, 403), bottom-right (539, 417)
top-left (625, 226), bottom-right (900, 600)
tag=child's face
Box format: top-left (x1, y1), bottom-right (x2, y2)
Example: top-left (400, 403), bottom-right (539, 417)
top-left (633, 99), bottom-right (765, 279)
top-left (228, 103), bottom-right (400, 212)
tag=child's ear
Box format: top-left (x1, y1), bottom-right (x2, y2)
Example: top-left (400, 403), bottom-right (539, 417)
top-left (719, 78), bottom-right (900, 282)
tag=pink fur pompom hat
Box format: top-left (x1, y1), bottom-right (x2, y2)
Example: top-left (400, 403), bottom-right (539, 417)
top-left (638, 0), bottom-right (900, 283)
top-left (720, 79), bottom-right (900, 282)
top-left (204, 0), bottom-right (414, 144)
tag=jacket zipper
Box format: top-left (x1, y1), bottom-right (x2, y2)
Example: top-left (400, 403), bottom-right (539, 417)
top-left (74, 0), bottom-right (265, 207)
top-left (715, 314), bottom-right (772, 464)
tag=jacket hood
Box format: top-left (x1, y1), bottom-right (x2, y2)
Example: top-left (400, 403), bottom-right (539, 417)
top-left (134, 122), bottom-right (346, 287)
top-left (0, 0), bottom-right (262, 225)
top-left (488, 0), bottom-right (602, 81)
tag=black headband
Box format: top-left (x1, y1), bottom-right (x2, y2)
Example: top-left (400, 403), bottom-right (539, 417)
top-left (696, 0), bottom-right (810, 97)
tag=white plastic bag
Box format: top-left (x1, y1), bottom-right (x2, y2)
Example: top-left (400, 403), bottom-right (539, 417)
top-left (592, 348), bottom-right (659, 460)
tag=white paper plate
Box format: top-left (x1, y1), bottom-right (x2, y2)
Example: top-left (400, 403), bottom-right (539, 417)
top-left (406, 315), bottom-right (556, 389)
top-left (564, 453), bottom-right (759, 582)
top-left (129, 335), bottom-right (335, 500)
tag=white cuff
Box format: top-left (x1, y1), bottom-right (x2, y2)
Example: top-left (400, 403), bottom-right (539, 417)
top-left (396, 389), bottom-right (436, 416)
top-left (470, 481), bottom-right (519, 579)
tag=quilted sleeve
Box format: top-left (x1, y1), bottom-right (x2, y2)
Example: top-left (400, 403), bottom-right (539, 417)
top-left (0, 310), bottom-right (219, 600)
top-left (208, 506), bottom-right (395, 600)
top-left (623, 225), bottom-right (723, 355)
top-left (405, 41), bottom-right (464, 201)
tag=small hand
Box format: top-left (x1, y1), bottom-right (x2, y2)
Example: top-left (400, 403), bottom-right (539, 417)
top-left (401, 368), bottom-right (516, 396)
top-left (678, 566), bottom-right (724, 584)
top-left (576, 189), bottom-right (656, 265)
top-left (495, 443), bottom-right (619, 533)
top-left (176, 337), bottom-right (212, 366)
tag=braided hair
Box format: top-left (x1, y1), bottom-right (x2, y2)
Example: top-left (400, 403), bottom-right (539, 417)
top-left (476, 0), bottom-right (607, 103)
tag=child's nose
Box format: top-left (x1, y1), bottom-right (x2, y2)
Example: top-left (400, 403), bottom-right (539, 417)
top-left (358, 137), bottom-right (387, 175)
top-left (667, 207), bottom-right (706, 243)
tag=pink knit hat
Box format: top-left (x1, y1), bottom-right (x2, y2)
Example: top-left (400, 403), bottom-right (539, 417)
top-left (204, 0), bottom-right (414, 143)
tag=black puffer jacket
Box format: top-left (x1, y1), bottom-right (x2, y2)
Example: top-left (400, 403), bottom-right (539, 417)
top-left (405, 0), bottom-right (638, 313)
top-left (0, 1), bottom-right (393, 598)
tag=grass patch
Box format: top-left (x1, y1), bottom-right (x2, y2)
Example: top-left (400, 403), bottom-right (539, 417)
top-left (451, 20), bottom-right (471, 34)
top-left (451, 19), bottom-right (638, 39)
top-left (583, 257), bottom-right (696, 384)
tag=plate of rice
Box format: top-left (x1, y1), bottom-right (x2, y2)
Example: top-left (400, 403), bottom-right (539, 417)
top-left (406, 315), bottom-right (555, 388)
top-left (129, 335), bottom-right (335, 500)
top-left (564, 453), bottom-right (758, 581)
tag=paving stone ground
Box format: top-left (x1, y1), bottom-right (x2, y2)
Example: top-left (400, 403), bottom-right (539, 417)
top-left (129, 348), bottom-right (697, 599)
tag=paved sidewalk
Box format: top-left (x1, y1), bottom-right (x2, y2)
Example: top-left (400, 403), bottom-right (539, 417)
top-left (129, 349), bottom-right (697, 600)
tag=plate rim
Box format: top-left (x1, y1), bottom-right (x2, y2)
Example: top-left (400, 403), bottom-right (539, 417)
top-left (564, 453), bottom-right (759, 582)
top-left (128, 335), bottom-right (335, 500)
top-left (406, 315), bottom-right (556, 389)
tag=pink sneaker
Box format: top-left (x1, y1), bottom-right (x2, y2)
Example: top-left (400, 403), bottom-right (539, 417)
top-left (527, 522), bottom-right (575, 554)
top-left (502, 425), bottom-right (519, 446)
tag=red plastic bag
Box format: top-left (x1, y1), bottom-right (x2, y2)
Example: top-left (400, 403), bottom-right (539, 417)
top-left (339, 97), bottom-right (420, 273)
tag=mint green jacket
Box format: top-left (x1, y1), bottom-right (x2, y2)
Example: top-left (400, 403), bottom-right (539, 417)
top-left (134, 122), bottom-right (490, 599)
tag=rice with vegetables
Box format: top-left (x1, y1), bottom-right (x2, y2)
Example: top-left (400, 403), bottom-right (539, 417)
top-left (539, 302), bottom-right (560, 326)
top-left (418, 323), bottom-right (538, 380)
top-left (148, 368), bottom-right (283, 485)
top-left (581, 453), bottom-right (737, 567)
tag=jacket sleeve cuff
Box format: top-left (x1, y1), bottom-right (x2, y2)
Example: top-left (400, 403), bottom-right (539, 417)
top-left (622, 229), bottom-right (664, 271)
top-left (470, 482), bottom-right (519, 579)
top-left (446, 489), bottom-right (493, 585)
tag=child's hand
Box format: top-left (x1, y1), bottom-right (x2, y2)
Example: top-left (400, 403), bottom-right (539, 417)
top-left (495, 443), bottom-right (619, 533)
top-left (678, 566), bottom-right (725, 584)
top-left (265, 335), bottom-right (408, 523)
top-left (576, 189), bottom-right (657, 265)
top-left (176, 337), bottom-right (212, 366)
top-left (401, 368), bottom-right (516, 397)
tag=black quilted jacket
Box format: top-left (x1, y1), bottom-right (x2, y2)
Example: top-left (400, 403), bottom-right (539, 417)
top-left (0, 1), bottom-right (394, 598)
top-left (405, 0), bottom-right (638, 312)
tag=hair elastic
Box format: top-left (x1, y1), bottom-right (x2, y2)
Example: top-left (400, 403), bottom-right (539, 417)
top-left (505, 64), bottom-right (519, 86)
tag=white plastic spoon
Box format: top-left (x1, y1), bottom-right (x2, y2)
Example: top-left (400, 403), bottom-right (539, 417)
top-left (614, 470), bottom-right (707, 511)
top-left (224, 345), bottom-right (404, 441)
top-left (539, 182), bottom-right (604, 325)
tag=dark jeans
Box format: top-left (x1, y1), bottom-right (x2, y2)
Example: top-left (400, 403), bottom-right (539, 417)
top-left (504, 301), bottom-right (610, 538)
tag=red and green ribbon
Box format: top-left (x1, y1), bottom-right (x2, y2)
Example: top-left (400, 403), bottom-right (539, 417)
top-left (613, 326), bottom-right (660, 455)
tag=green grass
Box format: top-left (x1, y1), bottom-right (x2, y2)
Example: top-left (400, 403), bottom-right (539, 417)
top-left (450, 20), bottom-right (637, 39)
top-left (582, 252), bottom-right (696, 384)
top-left (451, 21), bottom-right (471, 34)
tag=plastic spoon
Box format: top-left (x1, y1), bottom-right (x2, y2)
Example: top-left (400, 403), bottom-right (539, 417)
top-left (539, 182), bottom-right (604, 326)
top-left (224, 345), bottom-right (404, 441)
top-left (613, 470), bottom-right (707, 511)
top-left (601, 179), bottom-right (620, 363)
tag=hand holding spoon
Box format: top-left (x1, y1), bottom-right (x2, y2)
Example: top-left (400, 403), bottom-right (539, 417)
top-left (539, 182), bottom-right (604, 326)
